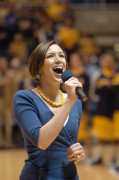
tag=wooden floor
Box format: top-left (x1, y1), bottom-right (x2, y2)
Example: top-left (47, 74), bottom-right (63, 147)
top-left (0, 148), bottom-right (118, 180)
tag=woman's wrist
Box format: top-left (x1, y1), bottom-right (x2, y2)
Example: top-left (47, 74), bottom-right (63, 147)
top-left (66, 97), bottom-right (77, 106)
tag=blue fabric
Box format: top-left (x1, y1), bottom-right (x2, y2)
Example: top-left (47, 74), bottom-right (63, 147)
top-left (13, 90), bottom-right (82, 180)
top-left (20, 160), bottom-right (79, 180)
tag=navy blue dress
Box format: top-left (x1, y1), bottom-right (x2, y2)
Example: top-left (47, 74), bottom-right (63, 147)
top-left (13, 90), bottom-right (82, 180)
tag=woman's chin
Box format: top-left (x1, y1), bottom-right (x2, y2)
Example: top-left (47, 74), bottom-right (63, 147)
top-left (52, 72), bottom-right (62, 83)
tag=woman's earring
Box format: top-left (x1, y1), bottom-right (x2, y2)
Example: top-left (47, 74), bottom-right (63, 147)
top-left (35, 74), bottom-right (41, 81)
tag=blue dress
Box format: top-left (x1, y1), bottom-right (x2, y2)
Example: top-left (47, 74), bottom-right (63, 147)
top-left (13, 90), bottom-right (82, 180)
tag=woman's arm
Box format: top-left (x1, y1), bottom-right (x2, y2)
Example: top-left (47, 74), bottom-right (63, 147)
top-left (38, 98), bottom-right (75, 149)
top-left (38, 77), bottom-right (82, 150)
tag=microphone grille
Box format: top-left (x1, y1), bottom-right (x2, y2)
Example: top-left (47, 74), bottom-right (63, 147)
top-left (61, 70), bottom-right (75, 82)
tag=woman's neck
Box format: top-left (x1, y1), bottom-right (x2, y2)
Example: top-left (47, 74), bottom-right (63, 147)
top-left (39, 81), bottom-right (61, 102)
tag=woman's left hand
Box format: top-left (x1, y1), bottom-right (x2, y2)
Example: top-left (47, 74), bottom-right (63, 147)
top-left (67, 143), bottom-right (85, 164)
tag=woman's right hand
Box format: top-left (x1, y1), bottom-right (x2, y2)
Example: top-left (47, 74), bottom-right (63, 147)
top-left (64, 77), bottom-right (82, 102)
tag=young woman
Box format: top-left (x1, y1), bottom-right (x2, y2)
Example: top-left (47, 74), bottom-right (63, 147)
top-left (13, 40), bottom-right (84, 180)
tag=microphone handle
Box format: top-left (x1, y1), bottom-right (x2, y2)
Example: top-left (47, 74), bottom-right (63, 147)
top-left (76, 88), bottom-right (88, 102)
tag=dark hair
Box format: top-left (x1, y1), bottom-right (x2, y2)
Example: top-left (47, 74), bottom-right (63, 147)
top-left (28, 40), bottom-right (67, 81)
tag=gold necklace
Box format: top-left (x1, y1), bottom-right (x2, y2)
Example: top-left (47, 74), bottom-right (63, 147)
top-left (37, 85), bottom-right (64, 108)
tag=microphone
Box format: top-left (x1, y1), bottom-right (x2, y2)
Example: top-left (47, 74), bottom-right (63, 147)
top-left (61, 70), bottom-right (88, 102)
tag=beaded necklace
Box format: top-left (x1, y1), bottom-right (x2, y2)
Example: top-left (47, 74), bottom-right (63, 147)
top-left (37, 85), bottom-right (64, 108)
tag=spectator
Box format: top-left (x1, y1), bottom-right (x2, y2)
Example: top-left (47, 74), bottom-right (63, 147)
top-left (4, 5), bottom-right (18, 41)
top-left (87, 53), bottom-right (116, 166)
top-left (17, 8), bottom-right (34, 40)
top-left (34, 19), bottom-right (60, 43)
top-left (90, 44), bottom-right (102, 66)
top-left (19, 65), bottom-right (38, 90)
top-left (79, 28), bottom-right (95, 56)
top-left (0, 17), bottom-right (11, 58)
top-left (81, 52), bottom-right (99, 78)
top-left (58, 16), bottom-right (80, 60)
top-left (68, 52), bottom-right (90, 144)
top-left (46, 0), bottom-right (67, 23)
top-left (8, 33), bottom-right (28, 63)
top-left (0, 56), bottom-right (15, 148)
top-left (9, 57), bottom-right (22, 90)
top-left (109, 63), bottom-right (119, 168)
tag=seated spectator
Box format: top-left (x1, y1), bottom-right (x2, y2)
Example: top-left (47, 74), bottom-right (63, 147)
top-left (46, 0), bottom-right (67, 23)
top-left (0, 17), bottom-right (11, 58)
top-left (58, 16), bottom-right (80, 60)
top-left (17, 8), bottom-right (34, 40)
top-left (4, 5), bottom-right (18, 41)
top-left (79, 28), bottom-right (95, 56)
top-left (34, 19), bottom-right (60, 43)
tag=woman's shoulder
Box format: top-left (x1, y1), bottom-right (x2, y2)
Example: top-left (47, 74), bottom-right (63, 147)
top-left (14, 89), bottom-right (31, 97)
top-left (13, 89), bottom-right (37, 112)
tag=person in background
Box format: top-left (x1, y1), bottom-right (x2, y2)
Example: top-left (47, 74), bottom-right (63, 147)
top-left (9, 57), bottom-right (23, 147)
top-left (87, 53), bottom-right (116, 166)
top-left (46, 0), bottom-right (67, 23)
top-left (13, 40), bottom-right (85, 179)
top-left (19, 65), bottom-right (38, 90)
top-left (68, 52), bottom-right (90, 143)
top-left (80, 51), bottom-right (100, 79)
top-left (109, 63), bottom-right (119, 177)
top-left (4, 5), bottom-right (18, 42)
top-left (58, 16), bottom-right (80, 61)
top-left (35, 19), bottom-right (60, 44)
top-left (16, 8), bottom-right (33, 41)
top-left (0, 56), bottom-right (15, 148)
top-left (9, 57), bottom-right (22, 88)
top-left (0, 17), bottom-right (11, 58)
top-left (79, 28), bottom-right (95, 56)
top-left (8, 33), bottom-right (28, 63)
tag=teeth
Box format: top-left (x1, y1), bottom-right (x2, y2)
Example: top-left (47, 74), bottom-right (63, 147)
top-left (53, 68), bottom-right (63, 72)
top-left (53, 67), bottom-right (62, 70)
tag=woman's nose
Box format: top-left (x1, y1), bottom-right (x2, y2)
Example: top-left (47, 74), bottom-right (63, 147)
top-left (55, 55), bottom-right (61, 63)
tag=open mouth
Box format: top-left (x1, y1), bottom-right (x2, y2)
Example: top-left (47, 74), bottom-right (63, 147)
top-left (53, 67), bottom-right (63, 75)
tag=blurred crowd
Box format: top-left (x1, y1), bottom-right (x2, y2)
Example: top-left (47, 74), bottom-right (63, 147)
top-left (0, 0), bottom-right (119, 176)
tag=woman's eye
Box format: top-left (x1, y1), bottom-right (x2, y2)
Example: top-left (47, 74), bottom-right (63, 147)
top-left (46, 54), bottom-right (65, 58)
top-left (59, 54), bottom-right (65, 58)
top-left (47, 55), bottom-right (53, 58)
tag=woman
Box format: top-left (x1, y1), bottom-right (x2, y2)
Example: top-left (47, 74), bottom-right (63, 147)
top-left (13, 40), bottom-right (84, 180)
